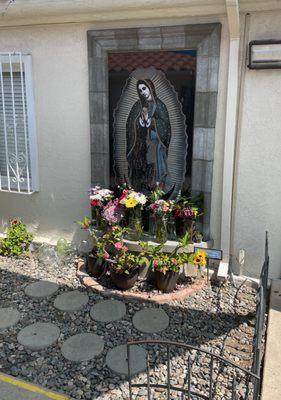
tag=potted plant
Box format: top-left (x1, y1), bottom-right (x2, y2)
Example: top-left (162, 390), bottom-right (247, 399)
top-left (153, 253), bottom-right (184, 293)
top-left (152, 232), bottom-right (192, 292)
top-left (108, 243), bottom-right (149, 290)
top-left (87, 239), bottom-right (107, 278)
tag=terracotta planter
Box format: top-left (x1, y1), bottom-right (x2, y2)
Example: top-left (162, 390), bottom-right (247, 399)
top-left (110, 267), bottom-right (139, 290)
top-left (87, 254), bottom-right (105, 278)
top-left (155, 270), bottom-right (179, 293)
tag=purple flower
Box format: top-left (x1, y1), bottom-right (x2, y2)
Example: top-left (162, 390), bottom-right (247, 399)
top-left (102, 199), bottom-right (124, 225)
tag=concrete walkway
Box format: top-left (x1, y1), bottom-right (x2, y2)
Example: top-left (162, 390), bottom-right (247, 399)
top-left (261, 280), bottom-right (281, 400)
top-left (0, 373), bottom-right (69, 400)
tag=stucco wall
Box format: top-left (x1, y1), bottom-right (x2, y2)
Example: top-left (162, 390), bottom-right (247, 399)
top-left (232, 11), bottom-right (281, 279)
top-left (0, 17), bottom-right (229, 246)
top-left (0, 24), bottom-right (92, 243)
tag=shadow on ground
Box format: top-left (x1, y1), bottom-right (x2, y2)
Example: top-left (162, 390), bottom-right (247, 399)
top-left (0, 266), bottom-right (256, 399)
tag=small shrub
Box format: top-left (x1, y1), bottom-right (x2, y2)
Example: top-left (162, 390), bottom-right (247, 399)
top-left (0, 218), bottom-right (33, 257)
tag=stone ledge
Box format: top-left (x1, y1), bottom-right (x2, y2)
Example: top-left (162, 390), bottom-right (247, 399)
top-left (76, 260), bottom-right (206, 304)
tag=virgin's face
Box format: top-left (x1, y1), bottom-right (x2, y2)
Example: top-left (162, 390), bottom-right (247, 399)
top-left (138, 83), bottom-right (152, 100)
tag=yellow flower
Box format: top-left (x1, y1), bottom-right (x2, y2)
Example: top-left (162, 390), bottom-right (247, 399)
top-left (196, 250), bottom-right (207, 260)
top-left (125, 197), bottom-right (138, 208)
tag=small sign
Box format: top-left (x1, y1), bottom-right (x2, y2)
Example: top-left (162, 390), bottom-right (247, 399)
top-left (194, 247), bottom-right (223, 261)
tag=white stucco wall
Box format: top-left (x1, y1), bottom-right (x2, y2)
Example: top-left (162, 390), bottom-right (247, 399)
top-left (0, 9), bottom-right (279, 279)
top-left (0, 17), bottom-right (229, 246)
top-left (232, 11), bottom-right (281, 279)
top-left (0, 24), bottom-right (92, 243)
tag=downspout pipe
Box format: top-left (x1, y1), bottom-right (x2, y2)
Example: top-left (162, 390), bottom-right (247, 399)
top-left (218, 0), bottom-right (240, 279)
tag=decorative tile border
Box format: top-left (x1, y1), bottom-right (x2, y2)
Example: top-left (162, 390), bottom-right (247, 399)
top-left (76, 260), bottom-right (206, 304)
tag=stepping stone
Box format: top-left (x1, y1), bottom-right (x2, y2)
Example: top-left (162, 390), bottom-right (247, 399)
top-left (17, 322), bottom-right (60, 350)
top-left (90, 299), bottom-right (126, 323)
top-left (24, 281), bottom-right (59, 299)
top-left (132, 308), bottom-right (169, 333)
top-left (106, 344), bottom-right (147, 376)
top-left (61, 333), bottom-right (104, 362)
top-left (54, 290), bottom-right (89, 312)
top-left (0, 308), bottom-right (20, 329)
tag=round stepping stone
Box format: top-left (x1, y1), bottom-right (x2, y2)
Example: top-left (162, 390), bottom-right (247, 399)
top-left (61, 333), bottom-right (104, 362)
top-left (24, 280), bottom-right (59, 299)
top-left (0, 308), bottom-right (20, 329)
top-left (90, 299), bottom-right (126, 323)
top-left (106, 344), bottom-right (147, 376)
top-left (133, 308), bottom-right (169, 333)
top-left (17, 322), bottom-right (60, 350)
top-left (54, 290), bottom-right (89, 312)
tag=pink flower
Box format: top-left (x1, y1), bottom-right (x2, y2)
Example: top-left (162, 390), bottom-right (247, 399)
top-left (114, 242), bottom-right (123, 250)
top-left (171, 258), bottom-right (177, 265)
top-left (103, 251), bottom-right (110, 260)
top-left (153, 260), bottom-right (158, 267)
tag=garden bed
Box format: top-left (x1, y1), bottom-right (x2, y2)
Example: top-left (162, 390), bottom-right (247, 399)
top-left (76, 259), bottom-right (206, 304)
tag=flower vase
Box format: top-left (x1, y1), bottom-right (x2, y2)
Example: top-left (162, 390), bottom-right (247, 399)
top-left (92, 208), bottom-right (105, 231)
top-left (148, 212), bottom-right (156, 238)
top-left (167, 215), bottom-right (177, 241)
top-left (126, 208), bottom-right (143, 241)
top-left (155, 215), bottom-right (168, 244)
top-left (176, 218), bottom-right (195, 240)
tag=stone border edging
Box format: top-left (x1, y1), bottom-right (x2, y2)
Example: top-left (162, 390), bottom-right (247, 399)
top-left (76, 260), bottom-right (206, 304)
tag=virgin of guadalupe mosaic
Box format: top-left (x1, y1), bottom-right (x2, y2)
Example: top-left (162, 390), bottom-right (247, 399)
top-left (113, 68), bottom-right (187, 198)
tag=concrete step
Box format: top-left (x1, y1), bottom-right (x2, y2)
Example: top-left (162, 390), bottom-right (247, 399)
top-left (0, 373), bottom-right (69, 400)
top-left (261, 280), bottom-right (281, 400)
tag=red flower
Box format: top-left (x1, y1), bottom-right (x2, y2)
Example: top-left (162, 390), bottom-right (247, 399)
top-left (91, 199), bottom-right (101, 207)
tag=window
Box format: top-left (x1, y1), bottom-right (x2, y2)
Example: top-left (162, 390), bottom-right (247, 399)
top-left (0, 53), bottom-right (39, 193)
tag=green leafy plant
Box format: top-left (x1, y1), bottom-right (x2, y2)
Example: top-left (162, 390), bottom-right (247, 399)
top-left (0, 218), bottom-right (33, 257)
top-left (110, 243), bottom-right (149, 275)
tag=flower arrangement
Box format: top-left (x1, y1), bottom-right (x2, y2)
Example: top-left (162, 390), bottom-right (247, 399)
top-left (89, 186), bottom-right (113, 207)
top-left (102, 199), bottom-right (124, 225)
top-left (149, 199), bottom-right (174, 215)
top-left (119, 189), bottom-right (147, 209)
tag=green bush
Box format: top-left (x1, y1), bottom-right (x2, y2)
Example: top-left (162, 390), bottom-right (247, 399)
top-left (0, 218), bottom-right (33, 257)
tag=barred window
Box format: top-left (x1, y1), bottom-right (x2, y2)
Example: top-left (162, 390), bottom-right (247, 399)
top-left (0, 53), bottom-right (39, 193)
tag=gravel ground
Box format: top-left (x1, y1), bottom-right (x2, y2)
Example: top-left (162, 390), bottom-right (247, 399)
top-left (0, 249), bottom-right (257, 400)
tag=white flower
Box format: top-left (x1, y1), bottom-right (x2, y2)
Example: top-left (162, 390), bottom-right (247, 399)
top-left (134, 192), bottom-right (147, 205)
top-left (90, 194), bottom-right (102, 201)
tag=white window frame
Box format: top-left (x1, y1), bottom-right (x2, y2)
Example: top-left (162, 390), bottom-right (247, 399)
top-left (0, 52), bottom-right (39, 194)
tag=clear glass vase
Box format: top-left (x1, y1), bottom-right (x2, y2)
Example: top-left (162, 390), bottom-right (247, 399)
top-left (126, 208), bottom-right (143, 241)
top-left (155, 215), bottom-right (168, 244)
top-left (92, 208), bottom-right (105, 231)
top-left (167, 215), bottom-right (177, 241)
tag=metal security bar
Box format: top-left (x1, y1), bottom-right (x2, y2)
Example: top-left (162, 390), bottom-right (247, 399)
top-left (0, 52), bottom-right (39, 193)
top-left (127, 340), bottom-right (260, 400)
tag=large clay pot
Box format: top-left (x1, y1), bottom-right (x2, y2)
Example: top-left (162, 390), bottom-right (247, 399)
top-left (110, 267), bottom-right (139, 290)
top-left (87, 254), bottom-right (105, 278)
top-left (155, 270), bottom-right (179, 293)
